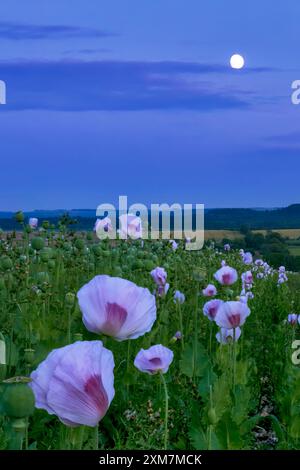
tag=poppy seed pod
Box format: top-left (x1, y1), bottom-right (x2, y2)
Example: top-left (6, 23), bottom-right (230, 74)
top-left (36, 271), bottom-right (50, 285)
top-left (208, 408), bottom-right (218, 425)
top-left (1, 256), bottom-right (13, 271)
top-left (65, 292), bottom-right (76, 307)
top-left (2, 377), bottom-right (35, 419)
top-left (15, 211), bottom-right (24, 223)
top-left (31, 237), bottom-right (45, 251)
top-left (24, 349), bottom-right (35, 366)
top-left (0, 332), bottom-right (6, 381)
top-left (74, 238), bottom-right (85, 250)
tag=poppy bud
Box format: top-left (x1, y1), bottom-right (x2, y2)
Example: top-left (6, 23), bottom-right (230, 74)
top-left (74, 238), bottom-right (84, 250)
top-left (0, 333), bottom-right (6, 381)
top-left (15, 211), bottom-right (24, 223)
top-left (73, 333), bottom-right (83, 342)
top-left (47, 260), bottom-right (56, 270)
top-left (1, 256), bottom-right (13, 271)
top-left (65, 292), bottom-right (75, 307)
top-left (207, 408), bottom-right (217, 425)
top-left (42, 220), bottom-right (50, 230)
top-left (36, 271), bottom-right (50, 285)
top-left (31, 237), bottom-right (45, 251)
top-left (2, 377), bottom-right (35, 419)
top-left (24, 349), bottom-right (35, 366)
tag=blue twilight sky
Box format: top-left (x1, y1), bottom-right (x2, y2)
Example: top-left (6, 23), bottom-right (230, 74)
top-left (0, 0), bottom-right (300, 210)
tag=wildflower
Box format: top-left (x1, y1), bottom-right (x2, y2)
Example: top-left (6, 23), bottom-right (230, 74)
top-left (29, 218), bottom-right (38, 229)
top-left (215, 301), bottom-right (250, 329)
top-left (242, 252), bottom-right (253, 265)
top-left (30, 341), bottom-right (115, 427)
top-left (224, 244), bottom-right (231, 251)
top-left (242, 271), bottom-right (253, 285)
top-left (203, 299), bottom-right (224, 321)
top-left (202, 284), bottom-right (217, 297)
top-left (173, 290), bottom-right (185, 304)
top-left (119, 214), bottom-right (142, 239)
top-left (216, 327), bottom-right (241, 344)
top-left (288, 314), bottom-right (298, 325)
top-left (151, 267), bottom-right (167, 287)
top-left (94, 217), bottom-right (112, 236)
top-left (77, 275), bottom-right (156, 341)
top-left (214, 266), bottom-right (238, 286)
top-left (134, 345), bottom-right (173, 375)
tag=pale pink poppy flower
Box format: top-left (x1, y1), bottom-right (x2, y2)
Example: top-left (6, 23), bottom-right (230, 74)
top-left (216, 327), bottom-right (241, 345)
top-left (242, 271), bottom-right (253, 285)
top-left (134, 344), bottom-right (174, 375)
top-left (288, 314), bottom-right (298, 325)
top-left (173, 290), bottom-right (185, 304)
top-left (224, 244), bottom-right (231, 251)
top-left (29, 217), bottom-right (38, 229)
top-left (77, 275), bottom-right (156, 341)
top-left (151, 267), bottom-right (167, 286)
top-left (94, 217), bottom-right (112, 236)
top-left (30, 341), bottom-right (115, 427)
top-left (119, 214), bottom-right (142, 239)
top-left (203, 299), bottom-right (224, 321)
top-left (214, 266), bottom-right (238, 286)
top-left (215, 301), bottom-right (250, 329)
top-left (157, 283), bottom-right (170, 297)
top-left (242, 252), bottom-right (253, 265)
top-left (202, 284), bottom-right (217, 297)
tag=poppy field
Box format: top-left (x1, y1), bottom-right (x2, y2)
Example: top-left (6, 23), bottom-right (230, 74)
top-left (1, 216), bottom-right (300, 451)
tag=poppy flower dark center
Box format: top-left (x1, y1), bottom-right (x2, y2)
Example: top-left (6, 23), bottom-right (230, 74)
top-left (229, 314), bottom-right (240, 328)
top-left (84, 374), bottom-right (109, 418)
top-left (149, 357), bottom-right (162, 366)
top-left (103, 302), bottom-right (128, 336)
top-left (222, 273), bottom-right (231, 284)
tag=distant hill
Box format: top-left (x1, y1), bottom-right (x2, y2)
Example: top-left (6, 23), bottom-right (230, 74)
top-left (2, 205), bottom-right (300, 231)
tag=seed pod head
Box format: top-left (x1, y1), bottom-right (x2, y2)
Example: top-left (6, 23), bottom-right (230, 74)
top-left (73, 333), bottom-right (83, 342)
top-left (2, 377), bottom-right (35, 418)
top-left (1, 256), bottom-right (13, 271)
top-left (47, 260), bottom-right (56, 270)
top-left (42, 220), bottom-right (50, 230)
top-left (36, 271), bottom-right (50, 285)
top-left (74, 238), bottom-right (84, 250)
top-left (207, 408), bottom-right (218, 425)
top-left (31, 237), bottom-right (45, 251)
top-left (24, 349), bottom-right (35, 366)
top-left (65, 292), bottom-right (75, 307)
top-left (15, 211), bottom-right (24, 223)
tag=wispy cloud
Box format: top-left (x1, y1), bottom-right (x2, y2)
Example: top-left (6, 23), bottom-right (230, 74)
top-left (0, 21), bottom-right (116, 40)
top-left (63, 48), bottom-right (112, 55)
top-left (0, 59), bottom-right (261, 112)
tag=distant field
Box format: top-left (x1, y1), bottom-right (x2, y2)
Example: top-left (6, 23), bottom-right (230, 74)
top-left (204, 228), bottom-right (300, 241)
top-left (288, 246), bottom-right (300, 256)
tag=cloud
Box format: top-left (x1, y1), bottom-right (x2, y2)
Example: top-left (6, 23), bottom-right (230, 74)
top-left (0, 59), bottom-right (257, 112)
top-left (63, 48), bottom-right (112, 55)
top-left (0, 21), bottom-right (116, 40)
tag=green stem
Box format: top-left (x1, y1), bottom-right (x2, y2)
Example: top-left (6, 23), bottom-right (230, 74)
top-left (177, 303), bottom-right (184, 350)
top-left (94, 424), bottom-right (99, 450)
top-left (232, 328), bottom-right (237, 397)
top-left (160, 373), bottom-right (169, 450)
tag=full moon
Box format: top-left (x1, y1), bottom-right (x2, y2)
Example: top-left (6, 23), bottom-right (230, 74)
top-left (230, 54), bottom-right (245, 69)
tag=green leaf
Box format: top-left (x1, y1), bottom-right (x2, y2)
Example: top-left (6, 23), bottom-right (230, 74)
top-left (180, 342), bottom-right (209, 378)
top-left (4, 335), bottom-right (18, 367)
top-left (189, 425), bottom-right (208, 450)
top-left (216, 412), bottom-right (243, 449)
top-left (198, 366), bottom-right (217, 400)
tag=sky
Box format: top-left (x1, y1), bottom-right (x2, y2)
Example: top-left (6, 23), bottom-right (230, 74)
top-left (0, 0), bottom-right (300, 210)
